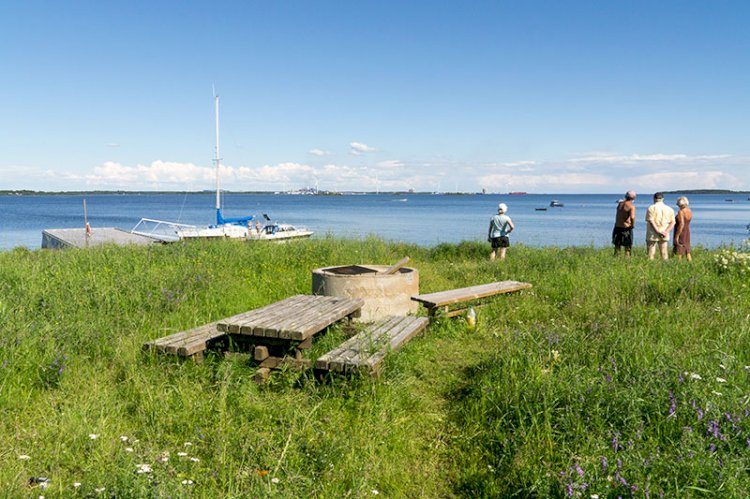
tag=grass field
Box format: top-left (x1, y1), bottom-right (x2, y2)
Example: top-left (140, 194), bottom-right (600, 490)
top-left (1, 238), bottom-right (749, 497)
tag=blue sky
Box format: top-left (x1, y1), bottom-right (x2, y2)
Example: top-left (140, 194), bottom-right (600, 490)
top-left (2, 0), bottom-right (749, 193)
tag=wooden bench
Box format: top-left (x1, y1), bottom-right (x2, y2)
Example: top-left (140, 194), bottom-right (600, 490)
top-left (315, 315), bottom-right (429, 375)
top-left (142, 321), bottom-right (226, 362)
top-left (411, 280), bottom-right (532, 318)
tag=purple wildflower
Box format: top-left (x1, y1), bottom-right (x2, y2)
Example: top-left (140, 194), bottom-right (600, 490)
top-left (611, 358), bottom-right (617, 371)
top-left (710, 443), bottom-right (717, 453)
top-left (612, 435), bottom-right (619, 452)
top-left (746, 437), bottom-right (750, 448)
top-left (616, 458), bottom-right (622, 472)
top-left (697, 408), bottom-right (704, 420)
top-left (600, 456), bottom-right (607, 473)
top-left (575, 463), bottom-right (584, 478)
top-left (668, 390), bottom-right (676, 417)
top-left (632, 484), bottom-right (639, 493)
top-left (619, 475), bottom-right (628, 486)
top-left (566, 483), bottom-right (573, 497)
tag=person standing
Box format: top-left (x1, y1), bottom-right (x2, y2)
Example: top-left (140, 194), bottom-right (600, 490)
top-left (645, 192), bottom-right (675, 260)
top-left (612, 191), bottom-right (636, 256)
top-left (673, 196), bottom-right (693, 262)
top-left (488, 203), bottom-right (514, 260)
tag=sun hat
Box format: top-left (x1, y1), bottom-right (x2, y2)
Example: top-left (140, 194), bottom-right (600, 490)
top-left (497, 203), bottom-right (508, 213)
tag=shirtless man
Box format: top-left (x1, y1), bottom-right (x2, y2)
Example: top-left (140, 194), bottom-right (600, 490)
top-left (612, 191), bottom-right (636, 257)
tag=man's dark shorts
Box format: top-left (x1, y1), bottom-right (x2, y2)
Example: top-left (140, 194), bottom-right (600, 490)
top-left (612, 226), bottom-right (633, 248)
top-left (491, 236), bottom-right (510, 249)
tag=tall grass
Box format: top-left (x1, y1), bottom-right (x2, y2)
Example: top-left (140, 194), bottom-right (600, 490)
top-left (0, 239), bottom-right (748, 497)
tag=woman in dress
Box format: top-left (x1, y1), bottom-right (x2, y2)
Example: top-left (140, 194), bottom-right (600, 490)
top-left (673, 196), bottom-right (692, 261)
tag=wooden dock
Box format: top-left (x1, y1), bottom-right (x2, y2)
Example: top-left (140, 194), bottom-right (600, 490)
top-left (42, 228), bottom-right (156, 249)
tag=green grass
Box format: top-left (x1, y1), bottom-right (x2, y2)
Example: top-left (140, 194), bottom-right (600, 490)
top-left (1, 239), bottom-right (749, 497)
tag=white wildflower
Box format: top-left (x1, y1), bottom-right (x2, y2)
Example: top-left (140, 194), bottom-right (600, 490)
top-left (190, 457), bottom-right (200, 462)
top-left (690, 373), bottom-right (702, 380)
top-left (18, 454), bottom-right (30, 461)
top-left (136, 464), bottom-right (152, 474)
top-left (88, 434), bottom-right (98, 440)
top-left (177, 452), bottom-right (188, 457)
top-left (719, 364), bottom-right (726, 370)
top-left (119, 436), bottom-right (128, 442)
top-left (591, 495), bottom-right (600, 499)
top-left (95, 488), bottom-right (105, 494)
top-left (73, 483), bottom-right (82, 488)
top-left (125, 447), bottom-right (134, 452)
top-left (371, 491), bottom-right (379, 496)
top-left (184, 442), bottom-right (193, 447)
top-left (712, 391), bottom-right (723, 396)
top-left (271, 477), bottom-right (280, 484)
top-left (181, 479), bottom-right (194, 485)
top-left (716, 377), bottom-right (727, 383)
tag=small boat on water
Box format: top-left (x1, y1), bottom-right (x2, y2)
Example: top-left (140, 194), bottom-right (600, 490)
top-left (549, 200), bottom-right (564, 207)
top-left (132, 94), bottom-right (312, 243)
top-left (535, 207), bottom-right (547, 211)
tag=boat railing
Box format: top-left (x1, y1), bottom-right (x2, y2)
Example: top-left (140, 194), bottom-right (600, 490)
top-left (131, 218), bottom-right (196, 243)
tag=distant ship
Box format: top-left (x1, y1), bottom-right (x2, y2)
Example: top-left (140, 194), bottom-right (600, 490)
top-left (509, 191), bottom-right (528, 195)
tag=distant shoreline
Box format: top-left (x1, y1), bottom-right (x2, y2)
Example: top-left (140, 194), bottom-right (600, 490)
top-left (2, 189), bottom-right (749, 197)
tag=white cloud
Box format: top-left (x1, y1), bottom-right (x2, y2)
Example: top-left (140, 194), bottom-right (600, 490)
top-left (350, 142), bottom-right (377, 155)
top-left (308, 148), bottom-right (331, 156)
top-left (377, 160), bottom-right (404, 169)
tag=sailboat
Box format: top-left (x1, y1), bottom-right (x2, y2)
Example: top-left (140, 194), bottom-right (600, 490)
top-left (132, 94), bottom-right (312, 242)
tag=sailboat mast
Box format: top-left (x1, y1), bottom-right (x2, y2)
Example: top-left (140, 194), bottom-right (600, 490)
top-left (214, 94), bottom-right (221, 216)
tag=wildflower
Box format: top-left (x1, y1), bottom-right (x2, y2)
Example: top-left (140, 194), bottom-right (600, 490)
top-left (575, 463), bottom-right (585, 478)
top-left (136, 464), bottom-right (152, 474)
top-left (567, 483), bottom-right (574, 497)
top-left (73, 483), bottom-right (82, 488)
top-left (125, 447), bottom-right (134, 452)
top-left (157, 452), bottom-right (170, 463)
top-left (716, 377), bottom-right (727, 383)
top-left (95, 488), bottom-right (105, 494)
top-left (689, 373), bottom-right (702, 380)
top-left (182, 479), bottom-right (194, 485)
top-left (271, 477), bottom-right (280, 484)
top-left (256, 470), bottom-right (269, 476)
top-left (190, 457), bottom-right (200, 462)
top-left (18, 455), bottom-right (30, 460)
top-left (177, 452), bottom-right (188, 457)
top-left (552, 350), bottom-right (560, 362)
top-left (600, 456), bottom-right (607, 473)
top-left (712, 391), bottom-right (723, 396)
top-left (184, 442), bottom-right (193, 447)
top-left (372, 491), bottom-right (379, 496)
top-left (89, 434), bottom-right (98, 440)
top-left (591, 495), bottom-right (600, 499)
top-left (668, 390), bottom-right (676, 417)
top-left (119, 436), bottom-right (129, 442)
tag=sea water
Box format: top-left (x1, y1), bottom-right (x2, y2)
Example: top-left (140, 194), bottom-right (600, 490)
top-left (1, 192), bottom-right (748, 251)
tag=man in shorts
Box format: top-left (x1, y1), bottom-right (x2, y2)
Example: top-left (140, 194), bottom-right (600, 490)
top-left (646, 192), bottom-right (675, 260)
top-left (612, 191), bottom-right (636, 257)
top-left (488, 203), bottom-right (514, 260)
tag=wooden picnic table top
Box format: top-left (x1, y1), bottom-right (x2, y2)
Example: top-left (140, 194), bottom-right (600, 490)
top-left (411, 280), bottom-right (532, 308)
top-left (217, 294), bottom-right (364, 341)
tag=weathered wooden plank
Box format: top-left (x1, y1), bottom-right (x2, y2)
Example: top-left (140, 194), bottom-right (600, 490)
top-left (143, 322), bottom-right (222, 356)
top-left (327, 316), bottom-right (404, 371)
top-left (382, 256), bottom-right (410, 275)
top-left (318, 316), bottom-right (427, 373)
top-left (231, 295), bottom-right (309, 336)
top-left (289, 297), bottom-right (364, 341)
top-left (411, 280), bottom-right (532, 308)
top-left (217, 295), bottom-right (306, 334)
top-left (271, 296), bottom-right (342, 336)
top-left (362, 317), bottom-right (429, 372)
top-left (252, 295), bottom-right (323, 338)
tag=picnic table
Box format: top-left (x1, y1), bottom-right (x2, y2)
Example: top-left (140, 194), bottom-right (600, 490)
top-left (217, 294), bottom-right (364, 382)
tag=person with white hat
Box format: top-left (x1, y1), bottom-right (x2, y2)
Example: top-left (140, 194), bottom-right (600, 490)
top-left (487, 202), bottom-right (515, 260)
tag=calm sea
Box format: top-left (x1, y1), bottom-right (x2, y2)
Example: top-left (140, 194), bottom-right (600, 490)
top-left (1, 192), bottom-right (749, 251)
